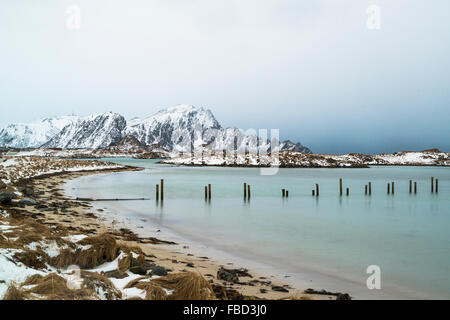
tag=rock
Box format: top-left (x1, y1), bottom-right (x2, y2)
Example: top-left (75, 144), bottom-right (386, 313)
top-left (129, 257), bottom-right (152, 275)
top-left (19, 197), bottom-right (37, 206)
top-left (271, 285), bottom-right (289, 293)
top-left (336, 293), bottom-right (352, 300)
top-left (104, 269), bottom-right (128, 279)
top-left (0, 191), bottom-right (15, 204)
top-left (129, 265), bottom-right (147, 275)
top-left (216, 267), bottom-right (252, 283)
top-left (18, 186), bottom-right (34, 197)
top-left (150, 266), bottom-right (168, 276)
top-left (304, 288), bottom-right (352, 300)
top-left (217, 267), bottom-right (239, 283)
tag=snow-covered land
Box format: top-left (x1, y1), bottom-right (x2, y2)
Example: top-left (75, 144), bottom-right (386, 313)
top-left (162, 150), bottom-right (450, 168)
top-left (0, 155), bottom-right (214, 300)
top-left (0, 156), bottom-right (126, 187)
top-left (11, 146), bottom-right (169, 160)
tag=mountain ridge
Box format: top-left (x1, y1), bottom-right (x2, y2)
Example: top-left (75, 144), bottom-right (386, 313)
top-left (0, 105), bottom-right (311, 153)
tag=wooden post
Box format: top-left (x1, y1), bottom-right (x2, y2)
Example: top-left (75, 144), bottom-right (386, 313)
top-left (160, 179), bottom-right (164, 201)
top-left (368, 182), bottom-right (372, 195)
top-left (431, 177), bottom-right (434, 193)
top-left (365, 185), bottom-right (368, 195)
top-left (156, 184), bottom-right (159, 201)
top-left (208, 184), bottom-right (211, 200)
top-left (346, 188), bottom-right (349, 196)
top-left (339, 178), bottom-right (343, 196)
top-left (392, 182), bottom-right (395, 195)
top-left (248, 185), bottom-right (251, 199)
top-left (312, 190), bottom-right (315, 196)
top-left (414, 181), bottom-right (417, 194)
top-left (436, 179), bottom-right (439, 193)
top-left (204, 186), bottom-right (208, 200)
top-left (409, 180), bottom-right (412, 194)
top-left (244, 183), bottom-right (247, 200)
top-left (282, 189), bottom-right (285, 197)
top-left (316, 184), bottom-right (319, 197)
top-left (387, 183), bottom-right (390, 194)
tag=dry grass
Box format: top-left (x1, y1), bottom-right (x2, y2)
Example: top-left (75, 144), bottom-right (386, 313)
top-left (81, 271), bottom-right (122, 300)
top-left (17, 273), bottom-right (93, 300)
top-left (3, 272), bottom-right (122, 300)
top-left (124, 276), bottom-right (148, 289)
top-left (51, 233), bottom-right (119, 269)
top-left (13, 248), bottom-right (49, 269)
top-left (2, 283), bottom-right (28, 300)
top-left (151, 272), bottom-right (216, 300)
top-left (124, 272), bottom-right (216, 300)
top-left (118, 253), bottom-right (131, 272)
top-left (3, 273), bottom-right (96, 300)
top-left (21, 274), bottom-right (44, 287)
top-left (5, 217), bottom-right (70, 247)
top-left (125, 277), bottom-right (167, 300)
top-left (135, 282), bottom-right (168, 300)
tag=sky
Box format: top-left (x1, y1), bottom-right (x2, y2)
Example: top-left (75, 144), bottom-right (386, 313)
top-left (0, 0), bottom-right (449, 154)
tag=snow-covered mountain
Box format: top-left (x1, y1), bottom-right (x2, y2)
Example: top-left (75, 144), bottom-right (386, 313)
top-left (280, 140), bottom-right (311, 153)
top-left (2, 105), bottom-right (312, 153)
top-left (125, 104), bottom-right (222, 151)
top-left (0, 116), bottom-right (80, 148)
top-left (42, 112), bottom-right (126, 149)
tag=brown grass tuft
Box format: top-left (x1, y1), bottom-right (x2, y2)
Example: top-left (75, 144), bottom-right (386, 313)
top-left (124, 277), bottom-right (167, 300)
top-left (20, 274), bottom-right (44, 287)
top-left (152, 272), bottom-right (216, 300)
top-left (13, 249), bottom-right (49, 269)
top-left (25, 273), bottom-right (93, 300)
top-left (124, 276), bottom-right (148, 289)
top-left (51, 233), bottom-right (119, 269)
top-left (3, 283), bottom-right (29, 300)
top-left (118, 253), bottom-right (131, 272)
top-left (81, 271), bottom-right (122, 300)
top-left (136, 281), bottom-right (168, 300)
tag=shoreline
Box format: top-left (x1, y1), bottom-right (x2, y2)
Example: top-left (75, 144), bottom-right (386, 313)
top-left (61, 170), bottom-right (339, 300)
top-left (68, 171), bottom-right (431, 300)
top-left (2, 157), bottom-right (444, 299)
top-left (1, 162), bottom-right (337, 300)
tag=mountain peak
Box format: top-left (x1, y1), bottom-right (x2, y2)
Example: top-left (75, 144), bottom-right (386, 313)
top-left (0, 116), bottom-right (80, 148)
top-left (161, 104), bottom-right (203, 114)
top-left (42, 112), bottom-right (127, 149)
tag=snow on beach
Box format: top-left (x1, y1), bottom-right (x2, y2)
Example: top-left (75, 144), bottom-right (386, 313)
top-left (0, 156), bottom-right (132, 299)
top-left (0, 156), bottom-right (125, 187)
top-left (0, 156), bottom-right (224, 300)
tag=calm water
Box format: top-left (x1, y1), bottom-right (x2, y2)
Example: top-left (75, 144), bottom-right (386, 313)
top-left (69, 159), bottom-right (450, 299)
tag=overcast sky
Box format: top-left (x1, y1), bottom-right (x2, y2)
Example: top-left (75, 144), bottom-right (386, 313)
top-left (1, 0), bottom-right (449, 154)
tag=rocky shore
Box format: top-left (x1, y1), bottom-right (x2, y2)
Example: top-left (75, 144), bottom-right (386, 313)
top-left (162, 149), bottom-right (450, 168)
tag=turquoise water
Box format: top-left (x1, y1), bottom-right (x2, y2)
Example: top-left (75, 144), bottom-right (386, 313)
top-left (71, 159), bottom-right (450, 299)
